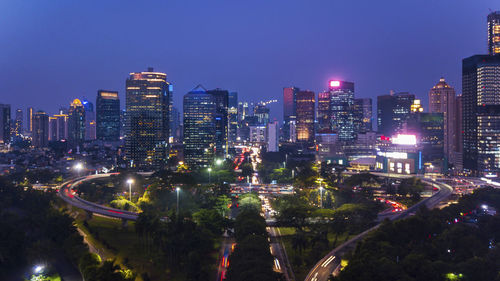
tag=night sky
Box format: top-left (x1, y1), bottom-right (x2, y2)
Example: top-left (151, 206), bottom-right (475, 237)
top-left (0, 0), bottom-right (498, 122)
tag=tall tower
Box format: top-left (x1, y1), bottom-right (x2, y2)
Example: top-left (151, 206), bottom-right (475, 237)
top-left (27, 107), bottom-right (33, 134)
top-left (295, 90), bottom-right (315, 143)
top-left (32, 111), bottom-right (49, 147)
top-left (462, 55), bottom-right (500, 174)
top-left (317, 91), bottom-right (331, 132)
top-left (329, 81), bottom-right (356, 141)
top-left (283, 87), bottom-right (300, 142)
top-left (82, 99), bottom-right (96, 140)
top-left (125, 68), bottom-right (171, 169)
top-left (183, 85), bottom-right (216, 168)
top-left (14, 109), bottom-right (23, 136)
top-left (68, 99), bottom-right (86, 149)
top-left (96, 90), bottom-right (120, 142)
top-left (488, 11), bottom-right (500, 55)
top-left (377, 92), bottom-right (415, 136)
top-left (0, 104), bottom-right (10, 144)
top-left (207, 89), bottom-right (229, 158)
top-left (228, 92), bottom-right (238, 145)
top-left (429, 78), bottom-right (456, 164)
top-left (354, 98), bottom-right (373, 133)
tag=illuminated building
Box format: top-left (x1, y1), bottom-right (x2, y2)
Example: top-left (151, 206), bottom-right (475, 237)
top-left (183, 85), bottom-right (216, 168)
top-left (32, 111), bottom-right (49, 147)
top-left (295, 90), bottom-right (315, 143)
top-left (267, 121), bottom-right (279, 152)
top-left (68, 99), bottom-right (85, 149)
top-left (463, 55), bottom-right (500, 174)
top-left (488, 11), bottom-right (500, 55)
top-left (328, 81), bottom-right (355, 141)
top-left (228, 92), bottom-right (238, 145)
top-left (354, 98), bottom-right (373, 133)
top-left (126, 68), bottom-right (171, 169)
top-left (49, 114), bottom-right (68, 141)
top-left (283, 87), bottom-right (300, 142)
top-left (317, 91), bottom-right (331, 131)
top-left (82, 99), bottom-right (96, 140)
top-left (407, 113), bottom-right (444, 168)
top-left (27, 107), bottom-right (33, 134)
top-left (375, 134), bottom-right (422, 174)
top-left (249, 125), bottom-right (266, 143)
top-left (254, 104), bottom-right (270, 125)
top-left (429, 78), bottom-right (457, 165)
top-left (410, 99), bottom-right (424, 113)
top-left (207, 89), bottom-right (229, 158)
top-left (377, 92), bottom-right (415, 136)
top-left (96, 90), bottom-right (120, 142)
top-left (453, 95), bottom-right (463, 170)
top-left (14, 109), bottom-right (22, 136)
top-left (170, 106), bottom-right (181, 142)
top-left (0, 104), bottom-right (10, 144)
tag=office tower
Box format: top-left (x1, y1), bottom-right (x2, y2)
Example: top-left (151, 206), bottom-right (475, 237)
top-left (27, 107), bottom-right (33, 134)
top-left (429, 78), bottom-right (456, 163)
top-left (488, 11), bottom-right (500, 55)
top-left (411, 99), bottom-right (424, 113)
top-left (126, 68), bottom-right (171, 169)
top-left (14, 109), bottom-right (23, 136)
top-left (295, 90), bottom-right (315, 142)
top-left (354, 98), bottom-right (373, 133)
top-left (82, 99), bottom-right (96, 140)
top-left (254, 104), bottom-right (270, 125)
top-left (0, 104), bottom-right (10, 144)
top-left (52, 114), bottom-right (68, 141)
top-left (32, 111), bottom-right (49, 147)
top-left (283, 87), bottom-right (300, 142)
top-left (267, 121), bottom-right (279, 152)
top-left (96, 90), bottom-right (120, 142)
top-left (68, 99), bottom-right (86, 149)
top-left (228, 92), bottom-right (238, 144)
top-left (329, 81), bottom-right (356, 141)
top-left (377, 92), bottom-right (415, 136)
top-left (170, 106), bottom-right (181, 141)
top-left (407, 113), bottom-right (444, 163)
top-left (183, 85), bottom-right (216, 168)
top-left (317, 91), bottom-right (331, 131)
top-left (207, 89), bottom-right (229, 158)
top-left (49, 117), bottom-right (57, 141)
top-left (453, 95), bottom-right (463, 170)
top-left (463, 55), bottom-right (500, 174)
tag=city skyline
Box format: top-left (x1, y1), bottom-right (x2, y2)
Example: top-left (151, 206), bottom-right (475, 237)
top-left (1, 1), bottom-right (498, 121)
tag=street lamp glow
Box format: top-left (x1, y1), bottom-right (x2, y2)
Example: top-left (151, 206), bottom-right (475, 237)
top-left (127, 179), bottom-right (134, 185)
top-left (34, 265), bottom-right (44, 274)
top-left (176, 187), bottom-right (181, 217)
top-left (208, 168), bottom-right (212, 184)
top-left (216, 159), bottom-right (223, 165)
top-left (126, 179), bottom-right (134, 201)
top-left (73, 163), bottom-right (84, 177)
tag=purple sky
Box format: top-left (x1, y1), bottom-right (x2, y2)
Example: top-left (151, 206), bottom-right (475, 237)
top-left (0, 1), bottom-right (498, 122)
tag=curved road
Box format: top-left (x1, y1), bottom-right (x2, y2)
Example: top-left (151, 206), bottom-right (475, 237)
top-left (58, 173), bottom-right (140, 221)
top-left (304, 174), bottom-right (454, 281)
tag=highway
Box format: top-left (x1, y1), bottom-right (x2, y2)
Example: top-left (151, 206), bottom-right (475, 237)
top-left (58, 174), bottom-right (140, 221)
top-left (303, 174), bottom-right (454, 281)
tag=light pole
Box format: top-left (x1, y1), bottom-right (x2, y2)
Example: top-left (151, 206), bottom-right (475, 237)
top-left (208, 168), bottom-right (212, 184)
top-left (176, 187), bottom-right (180, 217)
top-left (126, 179), bottom-right (134, 202)
top-left (74, 163), bottom-right (83, 177)
top-left (317, 178), bottom-right (324, 208)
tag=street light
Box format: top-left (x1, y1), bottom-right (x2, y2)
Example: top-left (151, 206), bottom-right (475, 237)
top-left (216, 159), bottom-right (223, 166)
top-left (317, 178), bottom-right (324, 208)
top-left (208, 168), bottom-right (212, 184)
top-left (73, 163), bottom-right (83, 177)
top-left (176, 187), bottom-right (180, 217)
top-left (126, 179), bottom-right (134, 202)
top-left (34, 265), bottom-right (44, 274)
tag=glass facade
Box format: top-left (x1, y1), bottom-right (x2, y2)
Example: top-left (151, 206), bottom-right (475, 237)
top-left (296, 90), bottom-right (315, 143)
top-left (96, 90), bottom-right (120, 142)
top-left (68, 99), bottom-right (85, 149)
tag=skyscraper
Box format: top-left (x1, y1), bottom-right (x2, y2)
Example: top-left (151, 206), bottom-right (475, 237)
top-left (0, 104), bottom-right (10, 144)
top-left (267, 121), bottom-right (279, 152)
top-left (429, 78), bottom-right (456, 163)
top-left (207, 89), bottom-right (229, 158)
top-left (283, 87), bottom-right (300, 142)
top-left (82, 99), bottom-right (96, 140)
top-left (329, 81), bottom-right (355, 141)
top-left (126, 68), bottom-right (171, 169)
top-left (354, 98), bottom-right (373, 133)
top-left (96, 90), bottom-right (120, 142)
top-left (68, 99), bottom-right (86, 149)
top-left (170, 106), bottom-right (181, 142)
top-left (14, 109), bottom-right (23, 136)
top-left (32, 111), bottom-right (49, 147)
top-left (317, 91), bottom-right (331, 131)
top-left (488, 11), bottom-right (500, 55)
top-left (377, 92), bottom-right (415, 136)
top-left (254, 104), bottom-right (270, 125)
top-left (183, 85), bottom-right (216, 168)
top-left (295, 90), bottom-right (315, 143)
top-left (228, 92), bottom-right (238, 145)
top-left (462, 55), bottom-right (500, 174)
top-left (27, 107), bottom-right (33, 134)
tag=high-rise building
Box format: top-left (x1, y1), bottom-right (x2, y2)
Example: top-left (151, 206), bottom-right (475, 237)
top-left (377, 92), bottom-right (415, 136)
top-left (254, 104), bottom-right (270, 125)
top-left (50, 114), bottom-right (68, 141)
top-left (14, 109), bottom-right (23, 136)
top-left (267, 121), bottom-right (279, 152)
top-left (32, 111), bottom-right (49, 147)
top-left (170, 106), bottom-right (181, 142)
top-left (126, 68), bottom-right (171, 169)
top-left (228, 92), bottom-right (238, 145)
top-left (462, 55), bottom-right (500, 174)
top-left (283, 87), bottom-right (300, 142)
top-left (488, 11), bottom-right (500, 55)
top-left (0, 104), bottom-right (10, 144)
top-left (354, 98), bottom-right (373, 133)
top-left (207, 89), bottom-right (229, 158)
top-left (329, 81), bottom-right (356, 141)
top-left (27, 107), bottom-right (33, 134)
top-left (183, 85), bottom-right (216, 168)
top-left (407, 112), bottom-right (444, 164)
top-left (295, 90), bottom-right (315, 143)
top-left (68, 99), bottom-right (86, 149)
top-left (317, 91), bottom-right (331, 131)
top-left (96, 90), bottom-right (120, 142)
top-left (429, 78), bottom-right (456, 164)
top-left (82, 99), bottom-right (96, 140)
top-left (453, 95), bottom-right (463, 170)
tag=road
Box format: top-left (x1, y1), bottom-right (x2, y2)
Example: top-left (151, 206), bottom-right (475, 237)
top-left (58, 174), bottom-right (140, 221)
top-left (303, 175), bottom-right (454, 281)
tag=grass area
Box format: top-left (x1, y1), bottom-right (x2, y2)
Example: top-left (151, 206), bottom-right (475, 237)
top-left (278, 227), bottom-right (356, 281)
